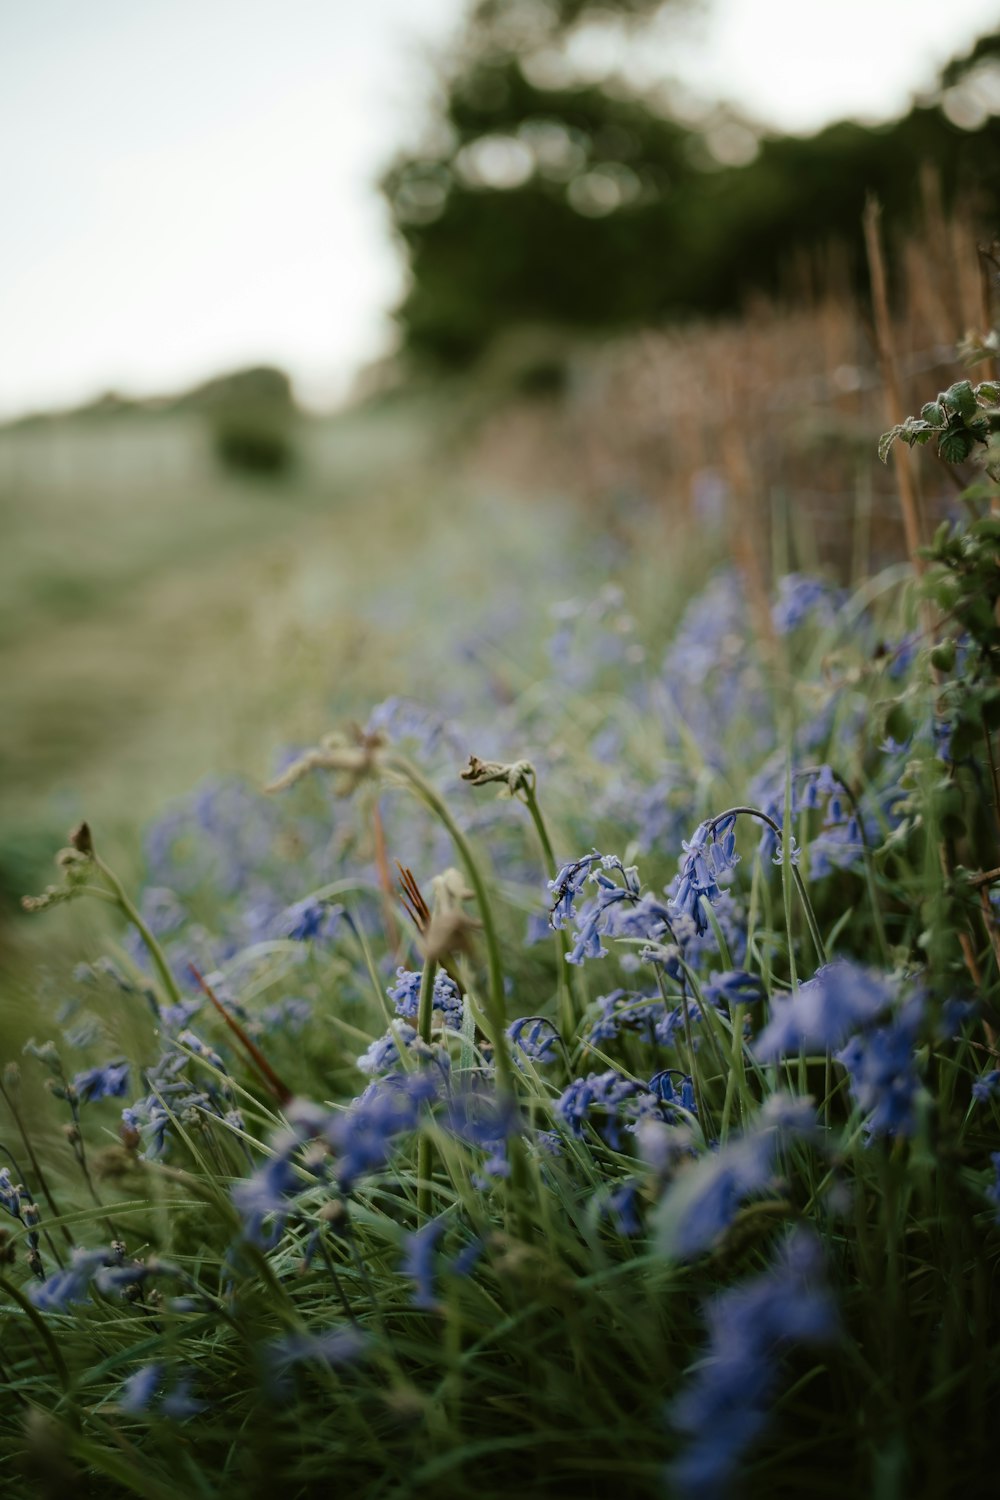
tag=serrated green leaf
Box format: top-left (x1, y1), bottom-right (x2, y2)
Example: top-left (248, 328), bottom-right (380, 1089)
top-left (976, 380), bottom-right (1000, 405)
top-left (939, 428), bottom-right (974, 463)
top-left (947, 379), bottom-right (978, 421)
top-left (920, 401), bottom-right (946, 425)
top-left (878, 427), bottom-right (902, 463)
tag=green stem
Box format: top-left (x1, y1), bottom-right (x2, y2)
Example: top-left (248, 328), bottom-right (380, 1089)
top-left (94, 855), bottom-right (184, 1011)
top-left (522, 783), bottom-right (582, 1037)
top-left (386, 755), bottom-right (514, 1092)
top-left (417, 957), bottom-right (438, 1219)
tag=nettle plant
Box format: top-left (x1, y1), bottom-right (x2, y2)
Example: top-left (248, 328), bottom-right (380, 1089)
top-left (1, 389), bottom-right (999, 1498)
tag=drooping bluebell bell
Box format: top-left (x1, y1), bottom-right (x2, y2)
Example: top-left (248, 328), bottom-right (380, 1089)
top-left (547, 852), bottom-right (602, 931)
top-left (554, 854), bottom-right (644, 966)
top-left (771, 573), bottom-right (842, 636)
top-left (972, 1070), bottom-right (1000, 1104)
top-left (120, 1363), bottom-right (162, 1414)
top-left (29, 1246), bottom-right (119, 1310)
top-left (262, 1325), bottom-right (368, 1400)
top-left (555, 1069), bottom-right (655, 1151)
top-left (507, 1015), bottom-right (560, 1063)
top-left (668, 816), bottom-right (739, 937)
top-left (231, 1152), bottom-right (305, 1249)
top-left (280, 896), bottom-right (342, 943)
top-left (655, 1095), bottom-right (817, 1260)
top-left (401, 1217), bottom-right (446, 1310)
top-left (754, 960), bottom-right (895, 1060)
top-left (669, 1229), bottom-right (836, 1500)
top-left (603, 1180), bottom-right (642, 1236)
top-left (835, 996), bottom-right (924, 1137)
top-left (987, 1153), bottom-right (1000, 1221)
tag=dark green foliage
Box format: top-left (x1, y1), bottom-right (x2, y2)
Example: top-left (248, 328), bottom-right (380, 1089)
top-left (383, 18), bottom-right (1000, 365)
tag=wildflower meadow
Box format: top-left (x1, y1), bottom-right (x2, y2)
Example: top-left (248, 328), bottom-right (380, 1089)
top-left (2, 333), bottom-right (1000, 1500)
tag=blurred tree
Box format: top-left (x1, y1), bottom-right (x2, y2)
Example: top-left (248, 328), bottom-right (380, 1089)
top-left (381, 7), bottom-right (1000, 366)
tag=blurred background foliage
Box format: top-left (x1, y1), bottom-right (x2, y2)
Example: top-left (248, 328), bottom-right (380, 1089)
top-left (383, 1), bottom-right (1000, 364)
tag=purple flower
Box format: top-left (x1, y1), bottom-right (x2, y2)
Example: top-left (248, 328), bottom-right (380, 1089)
top-left (655, 1095), bottom-right (816, 1259)
top-left (263, 1325), bottom-right (368, 1399)
top-left (508, 1016), bottom-right (560, 1063)
top-left (120, 1363), bottom-right (162, 1414)
top-left (281, 897), bottom-right (342, 943)
top-left (231, 1153), bottom-right (304, 1248)
top-left (835, 998), bottom-right (924, 1137)
top-left (754, 961), bottom-right (894, 1060)
top-left (70, 1059), bottom-right (131, 1104)
top-left (30, 1247), bottom-right (117, 1310)
top-left (669, 1230), bottom-right (837, 1500)
top-left (669, 817), bottom-right (739, 937)
top-left (402, 1217), bottom-right (446, 1309)
top-left (972, 1070), bottom-right (1000, 1105)
top-left (388, 968), bottom-right (462, 1026)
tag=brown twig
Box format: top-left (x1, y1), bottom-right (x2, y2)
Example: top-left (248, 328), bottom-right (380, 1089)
top-left (188, 965), bottom-right (293, 1106)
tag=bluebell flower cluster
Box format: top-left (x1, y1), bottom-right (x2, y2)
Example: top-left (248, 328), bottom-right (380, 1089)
top-left (549, 853), bottom-right (643, 965)
top-left (120, 1363), bottom-right (205, 1420)
top-left (388, 967), bottom-right (463, 1026)
top-left (836, 997), bottom-right (924, 1137)
top-left (668, 815), bottom-right (739, 936)
top-left (669, 1229), bottom-right (836, 1500)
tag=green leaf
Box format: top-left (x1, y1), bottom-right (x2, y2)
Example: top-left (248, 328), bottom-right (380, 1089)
top-left (920, 401), bottom-right (947, 426)
top-left (976, 380), bottom-right (1000, 405)
top-left (878, 426), bottom-right (902, 463)
top-left (939, 428), bottom-right (974, 464)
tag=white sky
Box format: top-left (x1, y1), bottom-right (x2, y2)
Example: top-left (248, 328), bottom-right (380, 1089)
top-left (1, 0), bottom-right (998, 418)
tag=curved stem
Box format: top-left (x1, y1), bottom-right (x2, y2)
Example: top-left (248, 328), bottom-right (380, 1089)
top-left (94, 855), bottom-right (184, 1011)
top-left (707, 806), bottom-right (828, 969)
top-left (416, 957), bottom-right (438, 1218)
top-left (386, 755), bottom-right (514, 1093)
top-left (521, 783), bottom-right (583, 1036)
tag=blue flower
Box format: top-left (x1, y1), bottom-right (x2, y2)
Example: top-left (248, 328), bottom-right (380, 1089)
top-left (120, 1363), bottom-right (162, 1414)
top-left (669, 1229), bottom-right (836, 1500)
top-left (401, 1217), bottom-right (446, 1310)
top-left (972, 1070), bottom-right (1000, 1105)
top-left (281, 897), bottom-right (342, 943)
top-left (263, 1325), bottom-right (368, 1400)
top-left (388, 967), bottom-right (462, 1026)
top-left (669, 816), bottom-right (739, 936)
top-left (835, 997), bottom-right (924, 1137)
top-left (754, 961), bottom-right (894, 1059)
top-left (507, 1016), bottom-right (560, 1063)
top-left (30, 1246), bottom-right (117, 1310)
top-left (231, 1153), bottom-right (304, 1248)
top-left (655, 1095), bottom-right (816, 1259)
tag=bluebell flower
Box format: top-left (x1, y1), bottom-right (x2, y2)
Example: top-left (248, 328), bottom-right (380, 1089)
top-left (835, 997), bottom-right (924, 1137)
top-left (263, 1325), bottom-right (368, 1400)
top-left (328, 1074), bottom-right (432, 1190)
top-left (655, 1094), bottom-right (816, 1260)
top-left (508, 1016), bottom-right (560, 1063)
top-left (754, 961), bottom-right (894, 1059)
top-left (402, 1217), bottom-right (446, 1310)
top-left (388, 967), bottom-right (463, 1026)
top-left (972, 1070), bottom-right (1000, 1104)
top-left (553, 854), bottom-right (643, 966)
top-left (771, 573), bottom-right (842, 636)
top-left (701, 971), bottom-right (765, 1008)
top-left (669, 1229), bottom-right (836, 1500)
top-left (280, 897), bottom-right (342, 943)
top-left (987, 1152), bottom-right (1000, 1221)
top-left (669, 817), bottom-right (739, 936)
top-left (232, 1153), bottom-right (304, 1248)
top-left (120, 1363), bottom-right (162, 1414)
top-left (547, 852), bottom-right (602, 931)
top-left (30, 1246), bottom-right (117, 1310)
top-left (555, 1070), bottom-right (655, 1151)
top-left (603, 1180), bottom-right (642, 1236)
